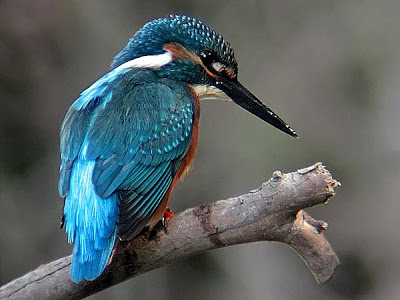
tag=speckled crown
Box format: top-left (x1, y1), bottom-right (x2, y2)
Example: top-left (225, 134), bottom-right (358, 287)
top-left (111, 15), bottom-right (236, 70)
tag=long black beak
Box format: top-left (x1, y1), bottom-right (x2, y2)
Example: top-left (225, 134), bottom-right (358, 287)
top-left (215, 79), bottom-right (298, 138)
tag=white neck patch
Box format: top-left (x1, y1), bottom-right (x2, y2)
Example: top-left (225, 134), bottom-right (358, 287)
top-left (191, 84), bottom-right (230, 101)
top-left (115, 52), bottom-right (173, 70)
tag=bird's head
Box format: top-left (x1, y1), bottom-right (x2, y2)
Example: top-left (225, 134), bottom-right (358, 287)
top-left (112, 15), bottom-right (297, 138)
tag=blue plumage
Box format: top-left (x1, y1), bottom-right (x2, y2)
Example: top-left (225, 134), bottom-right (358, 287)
top-left (64, 158), bottom-right (118, 282)
top-left (111, 15), bottom-right (235, 70)
top-left (60, 14), bottom-right (296, 283)
top-left (60, 68), bottom-right (195, 282)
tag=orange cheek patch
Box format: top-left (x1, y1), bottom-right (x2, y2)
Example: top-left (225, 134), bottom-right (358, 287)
top-left (163, 43), bottom-right (220, 80)
top-left (223, 67), bottom-right (236, 80)
top-left (163, 43), bottom-right (200, 62)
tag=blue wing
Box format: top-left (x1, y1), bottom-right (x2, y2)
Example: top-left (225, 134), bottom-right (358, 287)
top-left (86, 76), bottom-right (195, 240)
top-left (59, 68), bottom-right (195, 282)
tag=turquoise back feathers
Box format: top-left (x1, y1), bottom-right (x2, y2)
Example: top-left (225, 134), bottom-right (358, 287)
top-left (60, 67), bottom-right (196, 281)
top-left (59, 13), bottom-right (296, 283)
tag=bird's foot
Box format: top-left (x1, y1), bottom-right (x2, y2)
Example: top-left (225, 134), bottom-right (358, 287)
top-left (144, 208), bottom-right (175, 239)
top-left (161, 208), bottom-right (175, 229)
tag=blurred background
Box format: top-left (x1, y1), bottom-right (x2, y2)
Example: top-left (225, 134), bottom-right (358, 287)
top-left (1, 1), bottom-right (399, 299)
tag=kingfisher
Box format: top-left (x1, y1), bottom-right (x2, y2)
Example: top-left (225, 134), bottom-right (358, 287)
top-left (59, 14), bottom-right (297, 283)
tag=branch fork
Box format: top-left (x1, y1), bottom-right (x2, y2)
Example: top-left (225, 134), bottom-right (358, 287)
top-left (0, 162), bottom-right (341, 300)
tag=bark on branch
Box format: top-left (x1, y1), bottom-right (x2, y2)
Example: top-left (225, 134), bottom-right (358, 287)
top-left (0, 163), bottom-right (341, 300)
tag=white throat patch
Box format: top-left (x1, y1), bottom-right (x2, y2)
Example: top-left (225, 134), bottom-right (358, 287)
top-left (116, 52), bottom-right (172, 70)
top-left (191, 84), bottom-right (230, 101)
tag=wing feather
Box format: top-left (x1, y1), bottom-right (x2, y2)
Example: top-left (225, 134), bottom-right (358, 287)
top-left (85, 73), bottom-right (195, 240)
top-left (61, 68), bottom-right (195, 244)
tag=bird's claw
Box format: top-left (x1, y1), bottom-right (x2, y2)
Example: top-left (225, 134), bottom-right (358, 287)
top-left (145, 208), bottom-right (175, 239)
top-left (161, 208), bottom-right (175, 230)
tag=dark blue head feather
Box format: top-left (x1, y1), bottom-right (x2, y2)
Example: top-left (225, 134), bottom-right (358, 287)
top-left (111, 15), bottom-right (236, 71)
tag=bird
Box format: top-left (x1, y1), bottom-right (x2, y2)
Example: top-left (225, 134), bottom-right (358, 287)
top-left (59, 14), bottom-right (298, 283)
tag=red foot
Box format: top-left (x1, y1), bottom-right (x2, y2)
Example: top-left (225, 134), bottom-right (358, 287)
top-left (161, 208), bottom-right (175, 233)
top-left (163, 208), bottom-right (175, 223)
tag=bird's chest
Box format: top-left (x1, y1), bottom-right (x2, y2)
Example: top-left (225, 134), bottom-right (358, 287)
top-left (175, 87), bottom-right (201, 181)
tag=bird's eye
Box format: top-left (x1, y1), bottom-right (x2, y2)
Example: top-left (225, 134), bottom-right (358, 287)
top-left (199, 50), bottom-right (215, 66)
top-left (200, 50), bottom-right (225, 73)
top-left (199, 49), bottom-right (236, 80)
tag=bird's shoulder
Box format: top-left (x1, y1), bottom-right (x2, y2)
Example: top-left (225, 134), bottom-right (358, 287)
top-left (59, 67), bottom-right (196, 198)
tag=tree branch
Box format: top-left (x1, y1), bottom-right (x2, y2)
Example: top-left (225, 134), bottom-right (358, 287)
top-left (0, 163), bottom-right (341, 300)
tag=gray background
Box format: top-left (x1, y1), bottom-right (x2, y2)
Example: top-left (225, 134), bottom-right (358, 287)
top-left (1, 1), bottom-right (399, 299)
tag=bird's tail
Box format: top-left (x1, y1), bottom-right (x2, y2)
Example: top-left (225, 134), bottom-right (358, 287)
top-left (64, 160), bottom-right (118, 282)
